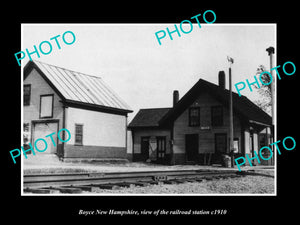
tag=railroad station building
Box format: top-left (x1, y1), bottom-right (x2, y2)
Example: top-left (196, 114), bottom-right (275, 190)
top-left (128, 72), bottom-right (273, 165)
top-left (23, 60), bottom-right (132, 161)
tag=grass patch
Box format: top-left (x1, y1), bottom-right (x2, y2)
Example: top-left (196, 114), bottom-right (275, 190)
top-left (23, 167), bottom-right (99, 175)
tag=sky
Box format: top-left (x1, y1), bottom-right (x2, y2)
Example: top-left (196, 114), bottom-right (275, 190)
top-left (22, 23), bottom-right (276, 122)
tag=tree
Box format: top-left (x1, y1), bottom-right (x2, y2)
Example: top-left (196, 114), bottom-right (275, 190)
top-left (254, 65), bottom-right (272, 115)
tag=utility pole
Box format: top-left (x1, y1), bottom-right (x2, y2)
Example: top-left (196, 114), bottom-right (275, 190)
top-left (266, 47), bottom-right (275, 126)
top-left (227, 56), bottom-right (234, 168)
top-left (266, 47), bottom-right (275, 165)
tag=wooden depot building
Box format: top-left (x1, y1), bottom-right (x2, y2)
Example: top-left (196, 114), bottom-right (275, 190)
top-left (128, 71), bottom-right (272, 165)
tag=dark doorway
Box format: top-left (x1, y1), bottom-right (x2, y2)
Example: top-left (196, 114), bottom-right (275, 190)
top-left (214, 133), bottom-right (227, 164)
top-left (141, 137), bottom-right (150, 161)
top-left (185, 134), bottom-right (199, 162)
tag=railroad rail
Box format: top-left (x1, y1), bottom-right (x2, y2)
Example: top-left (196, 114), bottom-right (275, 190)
top-left (23, 169), bottom-right (261, 194)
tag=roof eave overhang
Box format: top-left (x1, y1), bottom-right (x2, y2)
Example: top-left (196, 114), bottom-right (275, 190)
top-left (62, 99), bottom-right (133, 116)
top-left (249, 120), bottom-right (272, 127)
top-left (128, 125), bottom-right (170, 130)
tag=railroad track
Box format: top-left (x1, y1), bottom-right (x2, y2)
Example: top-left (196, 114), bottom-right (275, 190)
top-left (23, 169), bottom-right (251, 194)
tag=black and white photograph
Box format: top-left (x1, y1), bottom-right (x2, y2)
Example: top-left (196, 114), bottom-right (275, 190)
top-left (3, 3), bottom-right (298, 221)
top-left (21, 23), bottom-right (276, 195)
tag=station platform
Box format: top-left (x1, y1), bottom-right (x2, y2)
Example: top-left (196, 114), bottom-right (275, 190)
top-left (23, 154), bottom-right (274, 175)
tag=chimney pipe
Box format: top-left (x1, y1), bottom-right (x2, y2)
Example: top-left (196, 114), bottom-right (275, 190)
top-left (173, 90), bottom-right (179, 107)
top-left (218, 71), bottom-right (226, 89)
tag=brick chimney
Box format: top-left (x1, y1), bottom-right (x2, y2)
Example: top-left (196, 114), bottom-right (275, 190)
top-left (173, 90), bottom-right (179, 107)
top-left (218, 71), bottom-right (226, 89)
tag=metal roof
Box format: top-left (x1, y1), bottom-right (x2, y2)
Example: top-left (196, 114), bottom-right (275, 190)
top-left (27, 60), bottom-right (132, 112)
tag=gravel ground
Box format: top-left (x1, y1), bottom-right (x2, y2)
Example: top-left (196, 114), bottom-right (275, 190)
top-left (23, 155), bottom-right (274, 175)
top-left (23, 155), bottom-right (275, 194)
top-left (83, 170), bottom-right (275, 195)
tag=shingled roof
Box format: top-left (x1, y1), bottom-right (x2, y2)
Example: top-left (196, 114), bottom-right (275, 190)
top-left (128, 108), bottom-right (171, 128)
top-left (129, 78), bottom-right (272, 128)
top-left (24, 60), bottom-right (132, 114)
top-left (160, 78), bottom-right (272, 126)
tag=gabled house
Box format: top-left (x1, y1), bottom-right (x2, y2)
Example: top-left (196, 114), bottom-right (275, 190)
top-left (128, 72), bottom-right (272, 165)
top-left (23, 60), bottom-right (132, 161)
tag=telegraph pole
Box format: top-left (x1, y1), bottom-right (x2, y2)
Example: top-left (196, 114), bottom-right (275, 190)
top-left (266, 47), bottom-right (275, 126)
top-left (227, 56), bottom-right (234, 167)
top-left (266, 47), bottom-right (275, 165)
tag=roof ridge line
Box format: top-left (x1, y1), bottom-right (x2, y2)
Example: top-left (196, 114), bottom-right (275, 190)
top-left (33, 60), bottom-right (103, 79)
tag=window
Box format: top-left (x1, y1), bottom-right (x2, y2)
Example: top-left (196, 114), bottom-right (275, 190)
top-left (40, 94), bottom-right (54, 118)
top-left (75, 124), bottom-right (83, 145)
top-left (259, 134), bottom-right (267, 148)
top-left (229, 137), bottom-right (239, 153)
top-left (189, 107), bottom-right (200, 126)
top-left (211, 106), bottom-right (223, 126)
top-left (233, 138), bottom-right (239, 153)
top-left (23, 123), bottom-right (30, 144)
top-left (24, 84), bottom-right (31, 106)
top-left (23, 123), bottom-right (30, 132)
